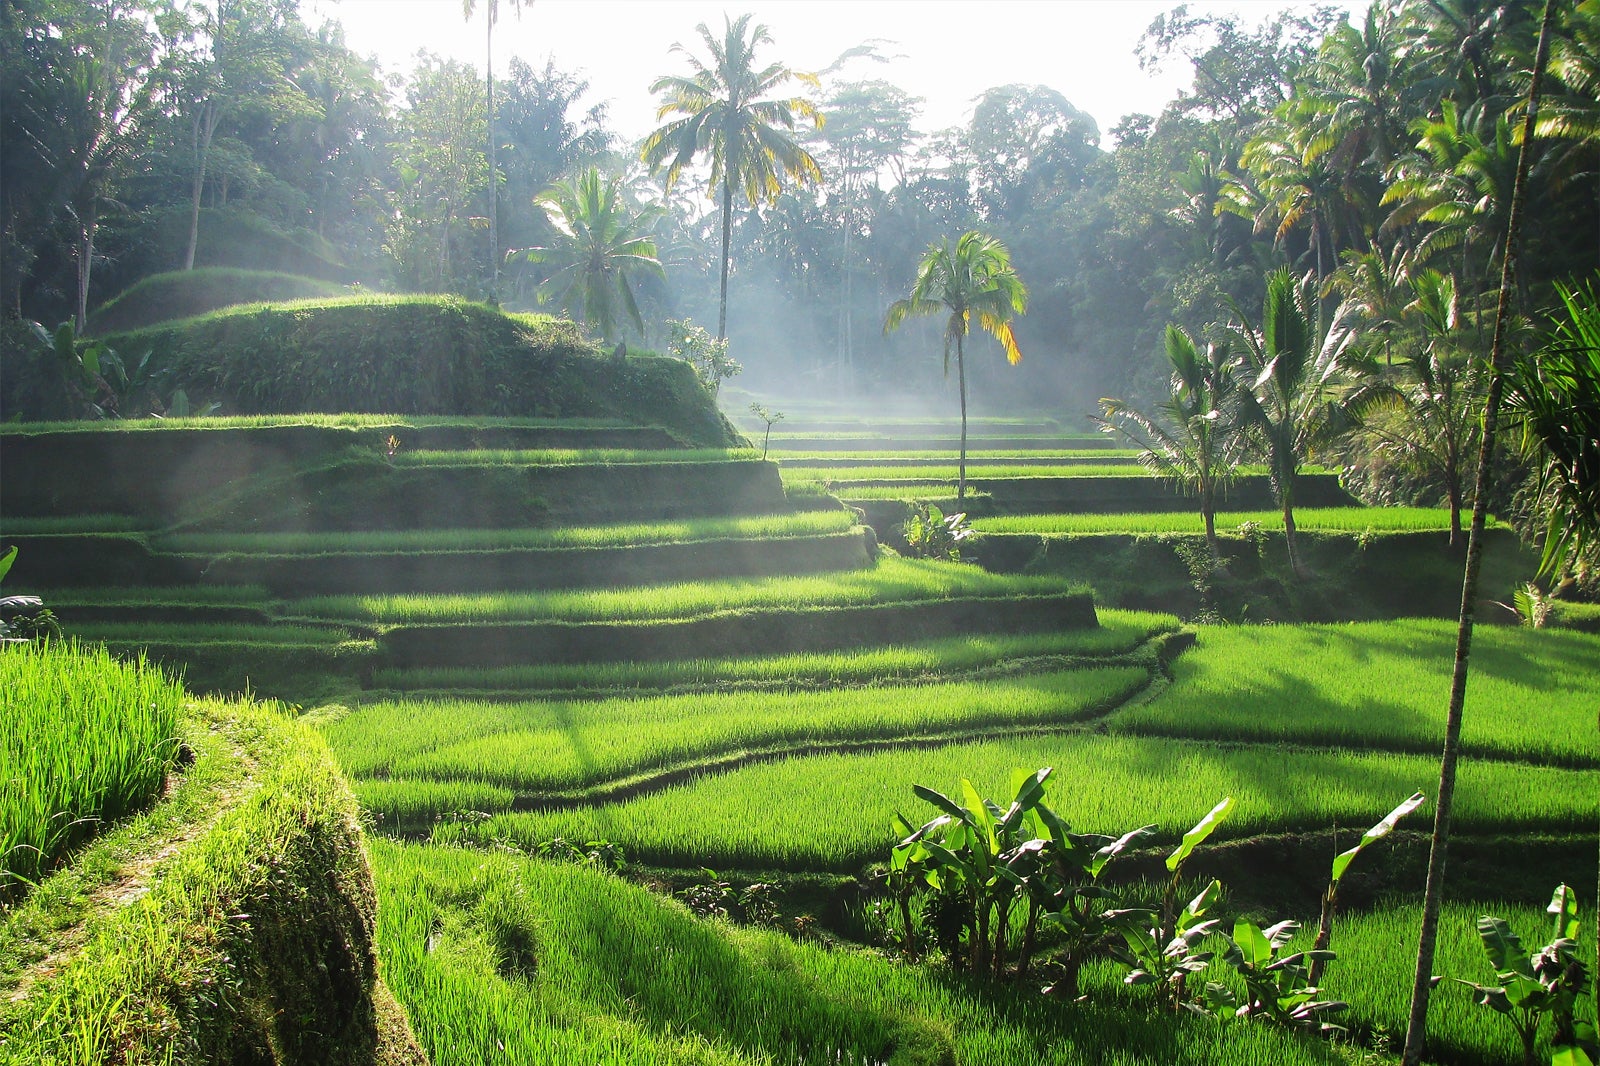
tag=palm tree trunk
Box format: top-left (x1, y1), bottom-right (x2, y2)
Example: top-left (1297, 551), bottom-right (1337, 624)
top-left (1400, 6), bottom-right (1554, 1062)
top-left (76, 204), bottom-right (96, 333)
top-left (956, 331), bottom-right (968, 501)
top-left (485, 11), bottom-right (498, 303)
top-left (717, 178), bottom-right (733, 342)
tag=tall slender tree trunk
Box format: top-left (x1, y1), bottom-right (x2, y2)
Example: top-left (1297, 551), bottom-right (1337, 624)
top-left (956, 331), bottom-right (968, 502)
top-left (717, 177), bottom-right (733, 341)
top-left (185, 102), bottom-right (219, 272)
top-left (485, 10), bottom-right (497, 302)
top-left (1400, 6), bottom-right (1554, 1062)
top-left (75, 203), bottom-right (97, 333)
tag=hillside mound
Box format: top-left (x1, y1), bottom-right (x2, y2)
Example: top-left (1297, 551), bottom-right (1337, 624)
top-left (89, 268), bottom-right (348, 335)
top-left (101, 296), bottom-right (740, 445)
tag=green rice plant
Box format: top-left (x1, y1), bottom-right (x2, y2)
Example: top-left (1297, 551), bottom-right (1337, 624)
top-left (370, 840), bottom-right (1383, 1066)
top-left (771, 449), bottom-right (1142, 461)
top-left (36, 585), bottom-right (273, 607)
top-left (369, 613), bottom-right (1177, 695)
top-left (434, 736), bottom-right (1598, 871)
top-left (391, 447), bottom-right (757, 468)
top-left (781, 463), bottom-right (1317, 485)
top-left (155, 512), bottom-right (857, 555)
top-left (353, 778), bottom-right (516, 827)
top-left (295, 556), bottom-right (1080, 625)
top-left (973, 507), bottom-right (1501, 535)
top-left (1302, 898), bottom-right (1596, 1064)
top-left (0, 515), bottom-right (151, 534)
top-left (328, 667), bottom-right (1149, 801)
top-left (2, 413), bottom-right (637, 433)
top-left (1106, 620), bottom-right (1600, 766)
top-left (68, 621), bottom-right (354, 646)
top-left (1, 642), bottom-right (184, 898)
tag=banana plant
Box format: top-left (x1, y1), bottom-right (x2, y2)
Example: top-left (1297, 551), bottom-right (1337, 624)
top-left (1309, 791), bottom-right (1426, 983)
top-left (894, 768), bottom-right (1053, 975)
top-left (1112, 877), bottom-right (1225, 1011)
top-left (1037, 821), bottom-right (1155, 997)
top-left (1215, 917), bottom-right (1346, 1030)
top-left (1109, 797), bottom-right (1234, 1010)
top-left (1458, 884), bottom-right (1597, 1066)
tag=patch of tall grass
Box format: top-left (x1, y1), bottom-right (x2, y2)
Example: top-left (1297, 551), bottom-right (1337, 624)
top-left (437, 736), bottom-right (1598, 870)
top-left (1, 642), bottom-right (184, 897)
top-left (368, 613), bottom-right (1176, 695)
top-left (775, 451), bottom-right (1142, 463)
top-left (392, 447), bottom-right (757, 467)
top-left (69, 621), bottom-right (354, 646)
top-left (0, 515), bottom-right (151, 534)
top-left (295, 556), bottom-right (1080, 625)
top-left (371, 840), bottom-right (1378, 1066)
top-left (2, 413), bottom-right (638, 433)
top-left (328, 667), bottom-right (1149, 799)
top-left (156, 512), bottom-right (856, 555)
top-left (37, 585), bottom-right (273, 607)
top-left (974, 507), bottom-right (1498, 535)
top-left (1107, 620), bottom-right (1600, 765)
top-left (1308, 897), bottom-right (1596, 1064)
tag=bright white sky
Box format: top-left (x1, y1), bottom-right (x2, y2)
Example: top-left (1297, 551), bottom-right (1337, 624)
top-left (302, 0), bottom-right (1367, 148)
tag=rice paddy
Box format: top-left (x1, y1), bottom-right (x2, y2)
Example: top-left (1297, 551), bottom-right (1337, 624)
top-left (431, 734), bottom-right (1598, 870)
top-left (1, 641), bottom-right (185, 896)
top-left (294, 555), bottom-right (1081, 625)
top-left (392, 446), bottom-right (758, 467)
top-left (1107, 620), bottom-right (1600, 766)
top-left (154, 512), bottom-right (858, 555)
top-left (974, 507), bottom-right (1497, 534)
top-left (15, 413), bottom-right (1594, 1066)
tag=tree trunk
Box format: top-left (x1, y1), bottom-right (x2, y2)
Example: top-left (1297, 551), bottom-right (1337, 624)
top-left (485, 11), bottom-right (497, 303)
top-left (1400, 6), bottom-right (1554, 1062)
top-left (956, 331), bottom-right (968, 501)
top-left (75, 203), bottom-right (96, 333)
top-left (717, 177), bottom-right (733, 341)
top-left (185, 101), bottom-right (220, 272)
top-left (1282, 500), bottom-right (1300, 575)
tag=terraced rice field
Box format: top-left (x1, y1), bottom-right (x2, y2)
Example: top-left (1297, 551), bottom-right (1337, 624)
top-left (16, 415), bottom-right (1594, 1066)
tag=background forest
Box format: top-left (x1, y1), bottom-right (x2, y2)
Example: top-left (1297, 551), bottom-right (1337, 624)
top-left (3, 0), bottom-right (1596, 426)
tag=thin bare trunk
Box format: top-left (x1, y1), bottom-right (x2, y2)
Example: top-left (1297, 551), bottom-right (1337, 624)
top-left (717, 177), bottom-right (732, 341)
top-left (956, 331), bottom-right (968, 501)
top-left (1400, 6), bottom-right (1554, 1062)
top-left (75, 205), bottom-right (96, 332)
top-left (486, 11), bottom-right (497, 301)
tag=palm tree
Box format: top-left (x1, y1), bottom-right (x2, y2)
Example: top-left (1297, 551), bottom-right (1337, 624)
top-left (1346, 269), bottom-right (1486, 545)
top-left (641, 13), bottom-right (823, 341)
top-left (1507, 277), bottom-right (1600, 577)
top-left (1097, 324), bottom-right (1240, 560)
top-left (507, 167), bottom-right (664, 343)
top-left (884, 231), bottom-right (1028, 501)
top-left (1225, 267), bottom-right (1356, 573)
top-left (461, 0), bottom-right (525, 302)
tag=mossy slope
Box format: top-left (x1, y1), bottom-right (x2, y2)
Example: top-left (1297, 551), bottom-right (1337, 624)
top-left (0, 674), bottom-right (423, 1065)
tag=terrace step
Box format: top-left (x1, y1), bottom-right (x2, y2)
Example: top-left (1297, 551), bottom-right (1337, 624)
top-left (0, 422), bottom-right (689, 521)
top-left (375, 592), bottom-right (1098, 668)
top-left (776, 455), bottom-right (1140, 468)
top-left (159, 530), bottom-right (878, 595)
top-left (769, 436), bottom-right (1121, 452)
top-left (972, 473), bottom-right (1357, 513)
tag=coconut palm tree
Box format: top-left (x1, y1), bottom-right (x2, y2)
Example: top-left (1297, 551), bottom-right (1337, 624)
top-left (1225, 267), bottom-right (1357, 573)
top-left (884, 231), bottom-right (1027, 501)
top-left (507, 167), bottom-right (664, 343)
top-left (460, 0), bottom-right (525, 301)
top-left (641, 13), bottom-right (822, 342)
top-left (1097, 324), bottom-right (1241, 560)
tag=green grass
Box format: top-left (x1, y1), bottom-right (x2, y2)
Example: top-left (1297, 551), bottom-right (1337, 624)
top-left (1, 642), bottom-right (184, 898)
top-left (781, 463), bottom-right (1323, 484)
top-left (1309, 896), bottom-right (1597, 1064)
top-left (774, 450), bottom-right (1142, 461)
top-left (371, 839), bottom-right (1380, 1066)
top-left (436, 735), bottom-right (1598, 871)
top-left (1106, 620), bottom-right (1600, 766)
top-left (974, 507), bottom-right (1496, 534)
top-left (0, 515), bottom-right (151, 534)
top-left (328, 667), bottom-right (1150, 808)
top-left (33, 585), bottom-right (273, 607)
top-left (294, 556), bottom-right (1082, 625)
top-left (68, 621), bottom-right (354, 646)
top-left (0, 413), bottom-right (639, 434)
top-left (154, 512), bottom-right (856, 555)
top-left (367, 611), bottom-right (1177, 695)
top-left (391, 447), bottom-right (758, 468)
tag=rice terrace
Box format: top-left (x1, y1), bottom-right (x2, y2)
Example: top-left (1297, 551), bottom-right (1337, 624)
top-left (2, 1), bottom-right (1598, 1065)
